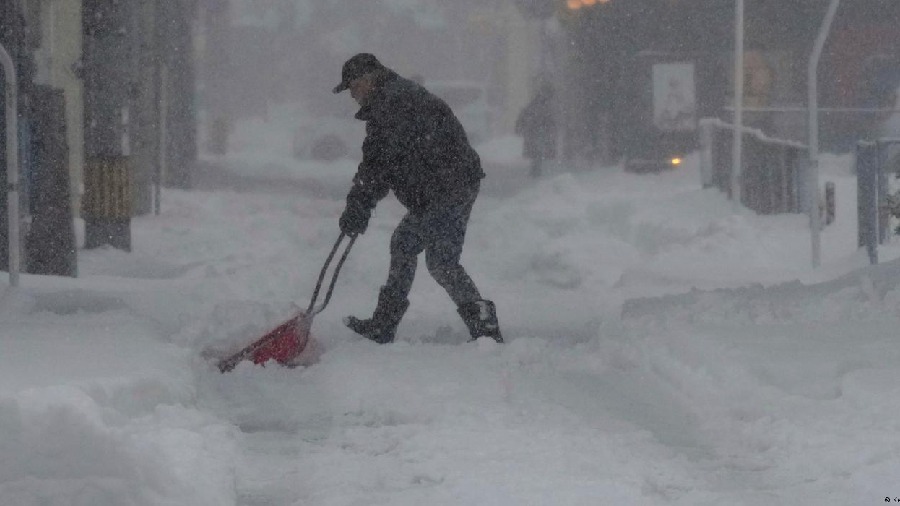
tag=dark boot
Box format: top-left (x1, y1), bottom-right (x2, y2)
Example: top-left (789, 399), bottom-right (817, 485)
top-left (344, 287), bottom-right (409, 344)
top-left (458, 299), bottom-right (503, 343)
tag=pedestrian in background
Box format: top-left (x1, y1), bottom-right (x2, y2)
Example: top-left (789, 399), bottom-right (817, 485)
top-left (515, 82), bottom-right (557, 178)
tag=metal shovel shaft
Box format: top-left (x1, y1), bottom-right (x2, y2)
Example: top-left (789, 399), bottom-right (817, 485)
top-left (307, 233), bottom-right (356, 317)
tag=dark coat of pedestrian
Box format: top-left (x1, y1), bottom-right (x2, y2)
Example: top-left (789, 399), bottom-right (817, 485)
top-left (515, 84), bottom-right (557, 177)
top-left (332, 53), bottom-right (502, 345)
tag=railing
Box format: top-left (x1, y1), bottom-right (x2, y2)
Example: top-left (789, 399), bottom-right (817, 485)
top-left (699, 117), bottom-right (807, 215)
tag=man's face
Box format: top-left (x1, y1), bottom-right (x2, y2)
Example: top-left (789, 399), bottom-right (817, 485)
top-left (349, 74), bottom-right (375, 106)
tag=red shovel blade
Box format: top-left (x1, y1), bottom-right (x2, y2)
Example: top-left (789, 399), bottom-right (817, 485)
top-left (217, 313), bottom-right (313, 372)
top-left (251, 313), bottom-right (310, 365)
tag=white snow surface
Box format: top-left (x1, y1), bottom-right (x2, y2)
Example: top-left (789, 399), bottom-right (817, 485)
top-left (2, 113), bottom-right (900, 505)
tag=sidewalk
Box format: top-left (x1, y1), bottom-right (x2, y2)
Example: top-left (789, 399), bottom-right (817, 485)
top-left (0, 257), bottom-right (198, 390)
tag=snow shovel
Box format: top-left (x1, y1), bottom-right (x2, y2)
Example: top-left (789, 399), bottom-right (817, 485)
top-left (217, 232), bottom-right (356, 373)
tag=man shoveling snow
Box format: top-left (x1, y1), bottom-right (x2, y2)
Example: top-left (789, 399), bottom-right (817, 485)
top-left (332, 53), bottom-right (503, 344)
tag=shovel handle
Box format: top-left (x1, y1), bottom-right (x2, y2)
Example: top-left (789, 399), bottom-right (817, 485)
top-left (306, 232), bottom-right (356, 316)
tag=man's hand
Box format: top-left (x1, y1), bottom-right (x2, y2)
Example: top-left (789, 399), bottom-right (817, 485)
top-left (339, 204), bottom-right (370, 236)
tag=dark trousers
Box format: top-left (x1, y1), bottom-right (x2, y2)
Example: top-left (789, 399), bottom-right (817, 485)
top-left (384, 183), bottom-right (482, 307)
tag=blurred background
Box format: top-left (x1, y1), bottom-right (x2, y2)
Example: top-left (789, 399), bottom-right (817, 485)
top-left (3, 0), bottom-right (900, 271)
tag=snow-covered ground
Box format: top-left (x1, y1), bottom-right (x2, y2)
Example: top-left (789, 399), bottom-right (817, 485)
top-left (2, 111), bottom-right (900, 505)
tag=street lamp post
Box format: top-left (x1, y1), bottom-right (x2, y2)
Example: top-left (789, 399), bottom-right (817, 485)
top-left (807, 0), bottom-right (841, 269)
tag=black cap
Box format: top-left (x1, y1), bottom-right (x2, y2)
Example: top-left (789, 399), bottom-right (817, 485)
top-left (332, 53), bottom-right (384, 94)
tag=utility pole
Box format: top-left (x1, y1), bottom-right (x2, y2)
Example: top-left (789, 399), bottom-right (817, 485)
top-left (82, 0), bottom-right (134, 250)
top-left (201, 0), bottom-right (232, 156)
top-left (160, 0), bottom-right (197, 189)
top-left (131, 0), bottom-right (162, 216)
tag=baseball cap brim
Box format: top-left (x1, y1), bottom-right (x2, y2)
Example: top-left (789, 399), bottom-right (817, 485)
top-left (332, 82), bottom-right (349, 94)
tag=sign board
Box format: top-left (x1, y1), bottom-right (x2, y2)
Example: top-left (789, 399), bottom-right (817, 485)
top-left (652, 63), bottom-right (696, 132)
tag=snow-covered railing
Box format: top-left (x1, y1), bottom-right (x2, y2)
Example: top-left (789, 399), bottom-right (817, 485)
top-left (699, 117), bottom-right (807, 215)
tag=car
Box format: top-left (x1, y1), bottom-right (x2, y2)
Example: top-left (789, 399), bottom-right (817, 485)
top-left (293, 115), bottom-right (365, 161)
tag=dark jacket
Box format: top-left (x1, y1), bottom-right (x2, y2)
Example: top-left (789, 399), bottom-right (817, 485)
top-left (515, 91), bottom-right (557, 160)
top-left (345, 71), bottom-right (485, 216)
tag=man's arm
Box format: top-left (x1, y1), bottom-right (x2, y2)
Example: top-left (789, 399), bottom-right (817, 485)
top-left (339, 120), bottom-right (393, 235)
top-left (346, 124), bottom-right (392, 212)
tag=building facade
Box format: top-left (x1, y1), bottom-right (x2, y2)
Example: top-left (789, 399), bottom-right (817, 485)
top-left (550, 0), bottom-right (900, 163)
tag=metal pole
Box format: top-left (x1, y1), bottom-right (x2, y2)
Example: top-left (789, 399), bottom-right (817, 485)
top-left (856, 142), bottom-right (878, 264)
top-left (699, 119), bottom-right (714, 188)
top-left (876, 140), bottom-right (891, 245)
top-left (731, 0), bottom-right (744, 209)
top-left (807, 0), bottom-right (841, 268)
top-left (1, 43), bottom-right (20, 287)
top-left (156, 64), bottom-right (167, 215)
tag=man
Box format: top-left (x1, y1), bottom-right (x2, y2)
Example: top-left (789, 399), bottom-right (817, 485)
top-left (333, 53), bottom-right (502, 344)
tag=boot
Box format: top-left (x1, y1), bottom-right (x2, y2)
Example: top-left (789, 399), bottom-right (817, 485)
top-left (344, 287), bottom-right (409, 344)
top-left (458, 299), bottom-right (503, 343)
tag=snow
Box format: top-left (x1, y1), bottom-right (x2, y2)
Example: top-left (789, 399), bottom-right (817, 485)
top-left (2, 113), bottom-right (900, 505)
